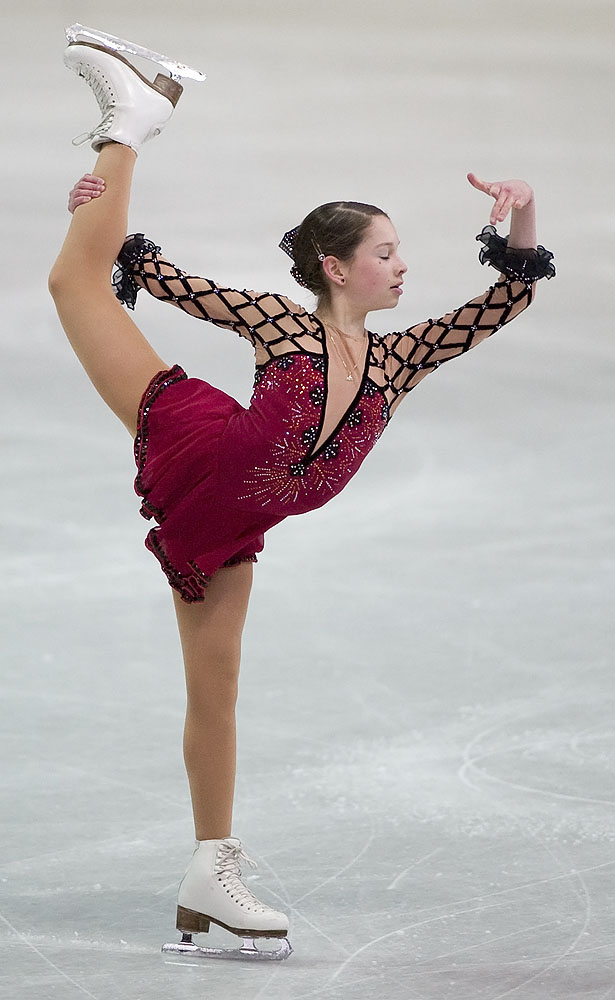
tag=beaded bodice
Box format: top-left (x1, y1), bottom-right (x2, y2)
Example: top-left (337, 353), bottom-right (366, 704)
top-left (217, 350), bottom-right (389, 513)
top-left (117, 234), bottom-right (544, 514)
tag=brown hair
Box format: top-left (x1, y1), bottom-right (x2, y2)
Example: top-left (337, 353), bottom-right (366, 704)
top-left (290, 201), bottom-right (388, 301)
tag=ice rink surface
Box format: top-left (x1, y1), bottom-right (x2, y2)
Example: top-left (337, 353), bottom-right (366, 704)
top-left (2, 1), bottom-right (614, 997)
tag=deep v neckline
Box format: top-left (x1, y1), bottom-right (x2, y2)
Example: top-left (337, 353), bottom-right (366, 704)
top-left (305, 319), bottom-right (372, 463)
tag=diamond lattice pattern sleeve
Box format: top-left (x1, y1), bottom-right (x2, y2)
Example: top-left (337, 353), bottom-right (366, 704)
top-left (380, 277), bottom-right (535, 415)
top-left (115, 236), bottom-right (317, 357)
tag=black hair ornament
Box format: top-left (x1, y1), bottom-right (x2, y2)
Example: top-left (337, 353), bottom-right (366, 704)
top-left (279, 226), bottom-right (326, 289)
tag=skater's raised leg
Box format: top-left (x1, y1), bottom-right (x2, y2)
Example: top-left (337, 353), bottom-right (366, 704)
top-left (48, 142), bottom-right (169, 435)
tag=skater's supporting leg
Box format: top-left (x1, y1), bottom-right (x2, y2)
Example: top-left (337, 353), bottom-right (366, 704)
top-left (173, 561), bottom-right (254, 841)
top-left (49, 142), bottom-right (168, 435)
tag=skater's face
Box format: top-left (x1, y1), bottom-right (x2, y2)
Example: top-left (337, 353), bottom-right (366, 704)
top-left (327, 215), bottom-right (407, 313)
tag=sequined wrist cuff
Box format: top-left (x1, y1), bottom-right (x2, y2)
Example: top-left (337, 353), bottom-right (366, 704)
top-left (476, 225), bottom-right (556, 282)
top-left (112, 233), bottom-right (162, 309)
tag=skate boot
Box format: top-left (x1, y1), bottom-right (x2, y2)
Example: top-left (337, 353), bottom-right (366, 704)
top-left (162, 837), bottom-right (293, 962)
top-left (63, 24), bottom-right (204, 153)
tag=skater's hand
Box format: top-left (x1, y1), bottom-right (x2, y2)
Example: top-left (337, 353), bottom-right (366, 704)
top-left (68, 174), bottom-right (105, 213)
top-left (467, 173), bottom-right (534, 226)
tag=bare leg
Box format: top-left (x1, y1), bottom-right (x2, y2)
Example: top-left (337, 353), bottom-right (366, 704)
top-left (49, 143), bottom-right (169, 435)
top-left (173, 561), bottom-right (254, 841)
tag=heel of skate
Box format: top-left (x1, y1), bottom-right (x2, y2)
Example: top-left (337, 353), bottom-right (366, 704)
top-left (176, 905), bottom-right (210, 934)
top-left (65, 23), bottom-right (206, 83)
top-left (153, 74), bottom-right (183, 107)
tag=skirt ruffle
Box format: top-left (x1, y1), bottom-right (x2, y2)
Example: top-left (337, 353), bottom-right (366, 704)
top-left (134, 365), bottom-right (275, 603)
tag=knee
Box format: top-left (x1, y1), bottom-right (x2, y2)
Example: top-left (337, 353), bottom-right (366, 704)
top-left (48, 258), bottom-right (82, 302)
top-left (48, 257), bottom-right (110, 302)
top-left (186, 644), bottom-right (241, 713)
top-left (48, 261), bottom-right (67, 301)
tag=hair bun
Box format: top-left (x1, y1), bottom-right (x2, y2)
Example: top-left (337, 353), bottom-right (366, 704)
top-left (280, 202), bottom-right (387, 300)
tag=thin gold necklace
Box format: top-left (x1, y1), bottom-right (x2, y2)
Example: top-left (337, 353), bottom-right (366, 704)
top-left (326, 323), bottom-right (366, 381)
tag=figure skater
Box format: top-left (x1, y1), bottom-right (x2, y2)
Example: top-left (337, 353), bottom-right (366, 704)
top-left (49, 27), bottom-right (555, 962)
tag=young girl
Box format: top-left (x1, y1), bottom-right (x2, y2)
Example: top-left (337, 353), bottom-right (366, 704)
top-left (50, 30), bottom-right (555, 961)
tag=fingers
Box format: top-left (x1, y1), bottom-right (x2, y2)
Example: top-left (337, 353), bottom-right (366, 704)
top-left (76, 175), bottom-right (106, 198)
top-left (81, 173), bottom-right (105, 190)
top-left (468, 172), bottom-right (510, 221)
top-left (467, 171), bottom-right (491, 194)
top-left (67, 174), bottom-right (105, 214)
top-left (489, 184), bottom-right (531, 224)
top-left (490, 189), bottom-right (515, 226)
top-left (470, 175), bottom-right (533, 225)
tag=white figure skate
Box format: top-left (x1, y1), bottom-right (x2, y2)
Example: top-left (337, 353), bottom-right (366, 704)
top-left (161, 837), bottom-right (293, 962)
top-left (63, 24), bottom-right (205, 153)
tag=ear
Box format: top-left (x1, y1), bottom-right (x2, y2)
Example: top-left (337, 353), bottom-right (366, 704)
top-left (322, 256), bottom-right (346, 287)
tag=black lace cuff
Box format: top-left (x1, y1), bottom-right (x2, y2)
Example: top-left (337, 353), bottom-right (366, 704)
top-left (112, 233), bottom-right (162, 309)
top-left (476, 225), bottom-right (555, 282)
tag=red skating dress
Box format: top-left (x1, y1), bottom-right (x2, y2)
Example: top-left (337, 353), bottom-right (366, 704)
top-left (114, 229), bottom-right (554, 602)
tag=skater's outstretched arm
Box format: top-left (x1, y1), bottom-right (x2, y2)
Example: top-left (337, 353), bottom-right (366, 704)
top-left (383, 177), bottom-right (554, 408)
top-left (383, 275), bottom-right (535, 407)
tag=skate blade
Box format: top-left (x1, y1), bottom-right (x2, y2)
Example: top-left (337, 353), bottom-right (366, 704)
top-left (162, 933), bottom-right (293, 962)
top-left (65, 23), bottom-right (206, 82)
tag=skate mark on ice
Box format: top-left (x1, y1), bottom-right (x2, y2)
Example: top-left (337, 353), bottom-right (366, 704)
top-left (458, 714), bottom-right (615, 805)
top-left (390, 857), bottom-right (615, 920)
top-left (291, 906), bottom-right (352, 957)
top-left (10, 930), bottom-right (152, 956)
top-left (460, 744), bottom-right (615, 805)
top-left (295, 973), bottom-right (417, 1000)
top-left (386, 846), bottom-right (442, 891)
top-left (252, 968), bottom-right (284, 1000)
top-left (568, 722), bottom-right (611, 763)
top-left (487, 852), bottom-right (594, 1000)
top-left (422, 918), bottom-right (561, 965)
top-left (66, 763), bottom-right (184, 809)
top-left (154, 881), bottom-right (180, 896)
top-left (290, 817), bottom-right (376, 907)
top-left (248, 852), bottom-right (349, 961)
top-left (253, 850), bottom-right (293, 909)
top-left (0, 911), bottom-right (100, 1000)
top-left (326, 898), bottom-right (512, 986)
top-left (326, 853), bottom-right (612, 991)
top-left (563, 942), bottom-right (615, 960)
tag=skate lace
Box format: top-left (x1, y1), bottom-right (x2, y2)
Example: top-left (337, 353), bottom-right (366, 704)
top-left (71, 64), bottom-right (116, 146)
top-left (215, 842), bottom-right (270, 912)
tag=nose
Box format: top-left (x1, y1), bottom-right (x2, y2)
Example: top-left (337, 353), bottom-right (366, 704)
top-left (397, 257), bottom-right (407, 276)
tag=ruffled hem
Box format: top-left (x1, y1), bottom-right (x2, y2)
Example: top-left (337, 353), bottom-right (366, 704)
top-left (146, 530), bottom-right (258, 603)
top-left (476, 225), bottom-right (556, 282)
top-left (133, 365), bottom-right (259, 603)
top-left (133, 365), bottom-right (188, 518)
top-left (112, 233), bottom-right (162, 309)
